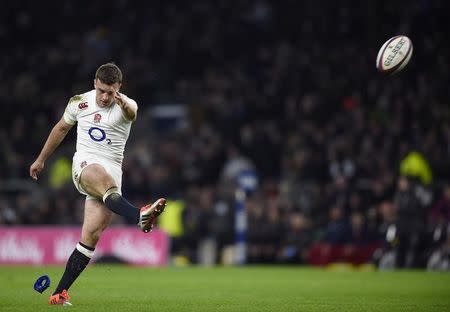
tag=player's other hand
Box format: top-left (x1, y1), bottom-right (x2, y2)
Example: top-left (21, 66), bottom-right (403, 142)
top-left (30, 160), bottom-right (44, 180)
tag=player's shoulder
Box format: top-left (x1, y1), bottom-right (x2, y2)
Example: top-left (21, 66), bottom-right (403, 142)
top-left (67, 90), bottom-right (95, 106)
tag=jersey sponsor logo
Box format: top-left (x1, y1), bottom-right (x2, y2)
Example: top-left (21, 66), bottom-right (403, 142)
top-left (88, 127), bottom-right (106, 142)
top-left (94, 113), bottom-right (102, 123)
top-left (78, 102), bottom-right (89, 110)
top-left (88, 125), bottom-right (112, 145)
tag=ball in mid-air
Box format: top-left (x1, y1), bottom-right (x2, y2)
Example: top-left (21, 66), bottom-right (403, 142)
top-left (376, 35), bottom-right (413, 75)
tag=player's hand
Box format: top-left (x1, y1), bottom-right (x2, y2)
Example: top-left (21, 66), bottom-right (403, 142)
top-left (113, 89), bottom-right (126, 108)
top-left (30, 160), bottom-right (44, 181)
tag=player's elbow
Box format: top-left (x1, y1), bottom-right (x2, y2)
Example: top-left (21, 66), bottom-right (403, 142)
top-left (55, 120), bottom-right (73, 134)
top-left (128, 112), bottom-right (137, 121)
top-left (125, 100), bottom-right (138, 121)
top-left (123, 109), bottom-right (137, 121)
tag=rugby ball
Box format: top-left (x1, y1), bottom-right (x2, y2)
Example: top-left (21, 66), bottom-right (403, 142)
top-left (376, 35), bottom-right (413, 74)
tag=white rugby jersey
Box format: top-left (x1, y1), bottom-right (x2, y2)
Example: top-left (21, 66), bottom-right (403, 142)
top-left (63, 89), bottom-right (138, 165)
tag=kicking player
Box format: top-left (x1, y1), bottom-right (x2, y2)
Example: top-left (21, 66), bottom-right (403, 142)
top-left (29, 63), bottom-right (166, 306)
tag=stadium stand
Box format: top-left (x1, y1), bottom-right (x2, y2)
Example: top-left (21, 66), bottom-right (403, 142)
top-left (0, 0), bottom-right (449, 268)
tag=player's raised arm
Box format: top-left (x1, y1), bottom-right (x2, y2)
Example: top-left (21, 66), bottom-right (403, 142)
top-left (113, 89), bottom-right (138, 121)
top-left (30, 117), bottom-right (74, 180)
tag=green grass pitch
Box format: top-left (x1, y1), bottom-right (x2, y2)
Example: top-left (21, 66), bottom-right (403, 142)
top-left (1, 265), bottom-right (449, 311)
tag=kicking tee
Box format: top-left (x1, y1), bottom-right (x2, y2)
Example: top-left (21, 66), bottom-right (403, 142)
top-left (63, 89), bottom-right (138, 166)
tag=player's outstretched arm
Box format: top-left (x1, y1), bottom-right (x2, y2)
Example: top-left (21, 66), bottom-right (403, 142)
top-left (30, 117), bottom-right (73, 180)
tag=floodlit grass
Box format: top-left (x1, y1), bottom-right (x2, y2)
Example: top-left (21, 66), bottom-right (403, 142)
top-left (0, 265), bottom-right (449, 311)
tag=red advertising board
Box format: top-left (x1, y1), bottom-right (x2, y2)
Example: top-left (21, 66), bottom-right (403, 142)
top-left (0, 226), bottom-right (169, 266)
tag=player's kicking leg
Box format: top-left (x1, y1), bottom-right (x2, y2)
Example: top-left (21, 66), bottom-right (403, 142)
top-left (81, 164), bottom-right (166, 232)
top-left (138, 197), bottom-right (167, 232)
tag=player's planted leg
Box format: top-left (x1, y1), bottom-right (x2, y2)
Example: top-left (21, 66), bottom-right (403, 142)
top-left (49, 200), bottom-right (111, 306)
top-left (48, 289), bottom-right (72, 306)
top-left (49, 242), bottom-right (94, 306)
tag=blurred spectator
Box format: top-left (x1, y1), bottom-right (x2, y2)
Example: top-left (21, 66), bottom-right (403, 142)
top-left (430, 184), bottom-right (450, 226)
top-left (349, 212), bottom-right (370, 245)
top-left (394, 176), bottom-right (431, 268)
top-left (324, 205), bottom-right (352, 245)
top-left (278, 212), bottom-right (312, 264)
top-left (426, 184), bottom-right (450, 271)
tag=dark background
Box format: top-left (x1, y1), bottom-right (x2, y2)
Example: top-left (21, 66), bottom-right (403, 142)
top-left (1, 0), bottom-right (449, 268)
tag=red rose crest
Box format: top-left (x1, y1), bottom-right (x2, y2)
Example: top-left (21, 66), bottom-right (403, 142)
top-left (94, 113), bottom-right (102, 123)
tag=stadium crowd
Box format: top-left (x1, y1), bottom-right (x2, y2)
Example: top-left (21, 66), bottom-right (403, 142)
top-left (0, 0), bottom-right (449, 269)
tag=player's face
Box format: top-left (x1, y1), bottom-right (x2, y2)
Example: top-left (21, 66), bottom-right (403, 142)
top-left (94, 79), bottom-right (121, 107)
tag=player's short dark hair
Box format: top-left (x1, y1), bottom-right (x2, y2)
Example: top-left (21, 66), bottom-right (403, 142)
top-left (95, 63), bottom-right (123, 85)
